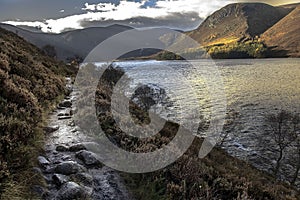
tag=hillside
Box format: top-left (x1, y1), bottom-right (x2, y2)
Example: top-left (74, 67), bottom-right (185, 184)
top-left (0, 27), bottom-right (75, 196)
top-left (188, 3), bottom-right (291, 47)
top-left (0, 24), bottom-right (133, 61)
top-left (261, 5), bottom-right (300, 57)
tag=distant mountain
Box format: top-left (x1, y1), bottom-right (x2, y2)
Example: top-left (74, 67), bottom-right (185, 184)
top-left (2, 2), bottom-right (300, 60)
top-left (182, 2), bottom-right (300, 58)
top-left (188, 3), bottom-right (291, 47)
top-left (0, 24), bottom-right (133, 61)
top-left (261, 5), bottom-right (300, 57)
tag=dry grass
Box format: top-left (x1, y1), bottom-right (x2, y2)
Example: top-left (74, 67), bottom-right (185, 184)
top-left (0, 27), bottom-right (77, 198)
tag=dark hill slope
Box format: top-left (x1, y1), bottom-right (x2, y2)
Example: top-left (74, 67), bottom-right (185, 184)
top-left (261, 5), bottom-right (300, 57)
top-left (0, 27), bottom-right (73, 193)
top-left (188, 3), bottom-right (291, 46)
top-left (0, 24), bottom-right (133, 61)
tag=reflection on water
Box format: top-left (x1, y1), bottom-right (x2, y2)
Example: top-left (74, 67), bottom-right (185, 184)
top-left (97, 58), bottom-right (300, 166)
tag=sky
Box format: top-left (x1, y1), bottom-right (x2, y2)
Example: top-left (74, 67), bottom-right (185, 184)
top-left (0, 0), bottom-right (298, 33)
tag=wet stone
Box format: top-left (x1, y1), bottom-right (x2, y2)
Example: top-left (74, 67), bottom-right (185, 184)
top-left (58, 116), bottom-right (72, 120)
top-left (57, 113), bottom-right (67, 117)
top-left (54, 161), bottom-right (85, 175)
top-left (71, 173), bottom-right (94, 186)
top-left (69, 144), bottom-right (87, 152)
top-left (53, 174), bottom-right (69, 187)
top-left (56, 145), bottom-right (69, 152)
top-left (59, 100), bottom-right (72, 108)
top-left (56, 182), bottom-right (84, 200)
top-left (38, 156), bottom-right (50, 168)
top-left (62, 155), bottom-right (72, 161)
top-left (76, 150), bottom-right (101, 166)
top-left (57, 106), bottom-right (66, 110)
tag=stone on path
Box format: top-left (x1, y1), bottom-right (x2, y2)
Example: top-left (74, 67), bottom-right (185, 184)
top-left (76, 150), bottom-right (101, 166)
top-left (54, 161), bottom-right (85, 175)
top-left (56, 182), bottom-right (84, 200)
top-left (38, 156), bottom-right (50, 168)
top-left (43, 126), bottom-right (59, 134)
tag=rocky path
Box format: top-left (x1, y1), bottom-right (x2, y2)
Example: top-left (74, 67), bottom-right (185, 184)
top-left (34, 79), bottom-right (132, 200)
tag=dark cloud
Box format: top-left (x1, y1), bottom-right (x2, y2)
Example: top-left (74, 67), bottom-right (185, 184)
top-left (79, 12), bottom-right (202, 31)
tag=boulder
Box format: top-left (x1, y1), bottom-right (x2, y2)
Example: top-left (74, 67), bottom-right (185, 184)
top-left (76, 150), bottom-right (101, 166)
top-left (69, 144), bottom-right (87, 152)
top-left (59, 100), bottom-right (72, 108)
top-left (56, 182), bottom-right (84, 200)
top-left (55, 161), bottom-right (85, 175)
top-left (53, 174), bottom-right (69, 187)
top-left (38, 156), bottom-right (50, 168)
top-left (56, 145), bottom-right (69, 152)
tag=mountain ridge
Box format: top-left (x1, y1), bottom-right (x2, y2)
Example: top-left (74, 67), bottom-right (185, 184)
top-left (184, 2), bottom-right (300, 58)
top-left (188, 3), bottom-right (292, 46)
top-left (261, 5), bottom-right (300, 57)
top-left (0, 23), bottom-right (134, 61)
top-left (1, 2), bottom-right (299, 59)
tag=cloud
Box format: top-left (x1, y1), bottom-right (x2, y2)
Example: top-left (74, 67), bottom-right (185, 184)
top-left (3, 0), bottom-right (233, 33)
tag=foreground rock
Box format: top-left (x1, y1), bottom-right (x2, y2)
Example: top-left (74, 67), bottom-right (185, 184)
top-left (52, 174), bottom-right (69, 187)
top-left (56, 182), bottom-right (84, 200)
top-left (69, 144), bottom-right (87, 152)
top-left (55, 161), bottom-right (85, 175)
top-left (56, 145), bottom-right (69, 152)
top-left (38, 156), bottom-right (50, 168)
top-left (58, 116), bottom-right (72, 120)
top-left (37, 83), bottom-right (132, 200)
top-left (59, 100), bottom-right (72, 108)
top-left (76, 150), bottom-right (101, 166)
top-left (43, 126), bottom-right (59, 134)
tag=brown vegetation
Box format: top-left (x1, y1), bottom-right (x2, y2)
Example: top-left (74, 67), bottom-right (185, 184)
top-left (261, 6), bottom-right (300, 57)
top-left (0, 27), bottom-right (76, 197)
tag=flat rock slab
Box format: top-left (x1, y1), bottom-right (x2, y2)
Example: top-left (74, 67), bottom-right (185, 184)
top-left (57, 113), bottom-right (70, 117)
top-left (58, 116), bottom-right (72, 120)
top-left (43, 126), bottom-right (59, 134)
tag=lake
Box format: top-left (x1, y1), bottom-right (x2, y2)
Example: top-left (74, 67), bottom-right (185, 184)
top-left (96, 58), bottom-right (300, 177)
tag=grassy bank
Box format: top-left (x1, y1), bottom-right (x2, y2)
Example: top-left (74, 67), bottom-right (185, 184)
top-left (0, 27), bottom-right (77, 199)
